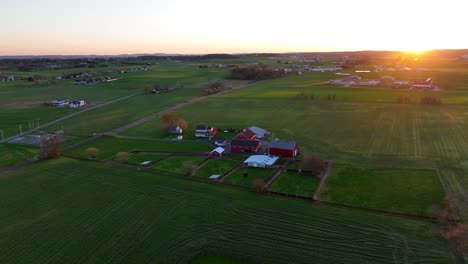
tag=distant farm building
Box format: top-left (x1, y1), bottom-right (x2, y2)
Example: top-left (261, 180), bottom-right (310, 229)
top-left (248, 126), bottom-right (271, 139)
top-left (230, 139), bottom-right (261, 153)
top-left (51, 98), bottom-right (70, 107)
top-left (167, 125), bottom-right (183, 134)
top-left (411, 78), bottom-right (433, 90)
top-left (330, 75), bottom-right (361, 86)
top-left (393, 80), bottom-right (410, 88)
top-left (69, 99), bottom-right (86, 108)
top-left (268, 140), bottom-right (299, 158)
top-left (211, 147), bottom-right (225, 157)
top-left (243, 155), bottom-right (279, 168)
top-left (234, 129), bottom-right (257, 141)
top-left (195, 125), bottom-right (216, 138)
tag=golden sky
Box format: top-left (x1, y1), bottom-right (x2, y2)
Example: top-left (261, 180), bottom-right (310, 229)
top-left (1, 0), bottom-right (467, 55)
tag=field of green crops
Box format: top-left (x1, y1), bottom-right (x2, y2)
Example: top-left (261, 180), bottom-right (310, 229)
top-left (65, 136), bottom-right (211, 161)
top-left (195, 159), bottom-right (241, 178)
top-left (0, 159), bottom-right (454, 263)
top-left (151, 155), bottom-right (208, 174)
top-left (0, 143), bottom-right (38, 168)
top-left (321, 165), bottom-right (445, 215)
top-left (268, 171), bottom-right (320, 197)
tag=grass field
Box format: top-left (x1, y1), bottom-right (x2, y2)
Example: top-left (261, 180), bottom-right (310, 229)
top-left (151, 156), bottom-right (208, 175)
top-left (224, 167), bottom-right (274, 187)
top-left (192, 255), bottom-right (252, 264)
top-left (0, 62), bottom-right (227, 104)
top-left (321, 165), bottom-right (445, 215)
top-left (0, 107), bottom-right (76, 138)
top-left (0, 143), bottom-right (38, 168)
top-left (0, 159), bottom-right (454, 263)
top-left (65, 136), bottom-right (211, 161)
top-left (268, 171), bottom-right (320, 197)
top-left (127, 153), bottom-right (168, 165)
top-left (195, 159), bottom-right (240, 178)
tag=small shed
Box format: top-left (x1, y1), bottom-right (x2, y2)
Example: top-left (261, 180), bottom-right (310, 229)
top-left (211, 147), bottom-right (225, 157)
top-left (209, 174), bottom-right (222, 180)
top-left (268, 140), bottom-right (299, 158)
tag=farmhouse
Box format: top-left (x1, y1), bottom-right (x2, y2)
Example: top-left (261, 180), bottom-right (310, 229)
top-left (411, 78), bottom-right (433, 90)
top-left (234, 129), bottom-right (257, 141)
top-left (330, 75), bottom-right (361, 86)
top-left (268, 140), bottom-right (299, 158)
top-left (167, 125), bottom-right (183, 134)
top-left (69, 99), bottom-right (86, 108)
top-left (211, 147), bottom-right (225, 157)
top-left (51, 98), bottom-right (69, 107)
top-left (248, 126), bottom-right (270, 139)
top-left (243, 155), bottom-right (279, 168)
top-left (195, 124), bottom-right (216, 138)
top-left (230, 139), bottom-right (261, 153)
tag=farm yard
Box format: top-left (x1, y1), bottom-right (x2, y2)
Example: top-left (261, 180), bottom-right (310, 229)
top-left (1, 54), bottom-right (467, 263)
top-left (0, 159), bottom-right (455, 264)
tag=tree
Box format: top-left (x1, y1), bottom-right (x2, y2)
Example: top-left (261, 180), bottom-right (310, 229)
top-left (302, 154), bottom-right (328, 177)
top-left (86, 147), bottom-right (99, 160)
top-left (38, 134), bottom-right (63, 159)
top-left (160, 113), bottom-right (188, 131)
top-left (253, 178), bottom-right (266, 192)
top-left (182, 161), bottom-right (196, 176)
top-left (114, 152), bottom-right (129, 163)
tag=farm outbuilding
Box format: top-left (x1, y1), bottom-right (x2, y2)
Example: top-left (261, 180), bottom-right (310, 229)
top-left (230, 139), bottom-right (261, 153)
top-left (248, 126), bottom-right (271, 139)
top-left (268, 140), bottom-right (299, 158)
top-left (243, 155), bottom-right (279, 168)
top-left (167, 125), bottom-right (183, 134)
top-left (211, 147), bottom-right (225, 157)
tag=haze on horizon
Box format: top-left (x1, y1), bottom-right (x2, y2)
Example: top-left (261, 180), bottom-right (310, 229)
top-left (1, 0), bottom-right (467, 56)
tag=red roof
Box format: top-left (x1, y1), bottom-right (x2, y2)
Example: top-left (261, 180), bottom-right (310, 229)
top-left (234, 129), bottom-right (256, 140)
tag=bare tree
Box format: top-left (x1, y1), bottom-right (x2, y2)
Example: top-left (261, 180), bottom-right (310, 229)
top-left (253, 178), bottom-right (266, 192)
top-left (114, 152), bottom-right (129, 163)
top-left (86, 147), bottom-right (99, 160)
top-left (302, 154), bottom-right (327, 177)
top-left (38, 134), bottom-right (63, 159)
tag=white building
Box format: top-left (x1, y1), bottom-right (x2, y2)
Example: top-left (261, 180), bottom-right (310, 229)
top-left (248, 126), bottom-right (271, 139)
top-left (243, 155), bottom-right (279, 168)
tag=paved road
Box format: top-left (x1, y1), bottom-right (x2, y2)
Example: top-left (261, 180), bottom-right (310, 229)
top-left (1, 92), bottom-right (141, 144)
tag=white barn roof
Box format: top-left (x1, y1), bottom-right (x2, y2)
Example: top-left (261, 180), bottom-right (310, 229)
top-left (211, 147), bottom-right (225, 154)
top-left (243, 155), bottom-right (279, 166)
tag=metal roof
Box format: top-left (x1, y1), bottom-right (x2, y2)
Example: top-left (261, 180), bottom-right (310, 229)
top-left (231, 139), bottom-right (260, 147)
top-left (269, 140), bottom-right (297, 150)
top-left (243, 155), bottom-right (279, 166)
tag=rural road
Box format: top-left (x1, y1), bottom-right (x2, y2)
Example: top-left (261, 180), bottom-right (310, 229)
top-left (1, 92), bottom-right (141, 144)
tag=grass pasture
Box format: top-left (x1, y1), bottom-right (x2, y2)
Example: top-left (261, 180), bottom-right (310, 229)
top-left (224, 167), bottom-right (274, 187)
top-left (195, 158), bottom-right (240, 178)
top-left (0, 143), bottom-right (38, 168)
top-left (321, 165), bottom-right (445, 215)
top-left (268, 171), bottom-right (320, 197)
top-left (64, 136), bottom-right (211, 161)
top-left (127, 153), bottom-right (168, 165)
top-left (0, 158), bottom-right (454, 263)
top-left (151, 155), bottom-right (208, 175)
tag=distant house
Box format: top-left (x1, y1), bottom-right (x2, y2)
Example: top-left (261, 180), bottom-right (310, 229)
top-left (230, 139), bottom-right (261, 153)
top-left (243, 155), bottom-right (279, 168)
top-left (195, 124), bottom-right (216, 138)
top-left (393, 80), bottom-right (410, 88)
top-left (69, 99), bottom-right (86, 108)
top-left (167, 125), bottom-right (183, 134)
top-left (234, 129), bottom-right (257, 141)
top-left (51, 98), bottom-right (69, 107)
top-left (411, 78), bottom-right (433, 90)
top-left (248, 126), bottom-right (271, 139)
top-left (268, 140), bottom-right (299, 158)
top-left (330, 75), bottom-right (361, 86)
top-left (211, 147), bottom-right (225, 157)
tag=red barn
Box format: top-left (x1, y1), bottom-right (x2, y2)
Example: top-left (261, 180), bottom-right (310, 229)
top-left (230, 139), bottom-right (261, 152)
top-left (268, 140), bottom-right (299, 158)
top-left (234, 129), bottom-right (257, 141)
top-left (211, 147), bottom-right (225, 157)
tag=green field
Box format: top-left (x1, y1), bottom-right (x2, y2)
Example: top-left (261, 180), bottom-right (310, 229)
top-left (195, 159), bottom-right (240, 178)
top-left (127, 153), bottom-right (168, 165)
top-left (192, 255), bottom-right (252, 264)
top-left (224, 167), bottom-right (274, 187)
top-left (151, 155), bottom-right (208, 175)
top-left (268, 171), bottom-right (320, 197)
top-left (321, 165), bottom-right (445, 215)
top-left (65, 136), bottom-right (211, 161)
top-left (0, 107), bottom-right (76, 138)
top-left (0, 159), bottom-right (454, 263)
top-left (0, 143), bottom-right (38, 168)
